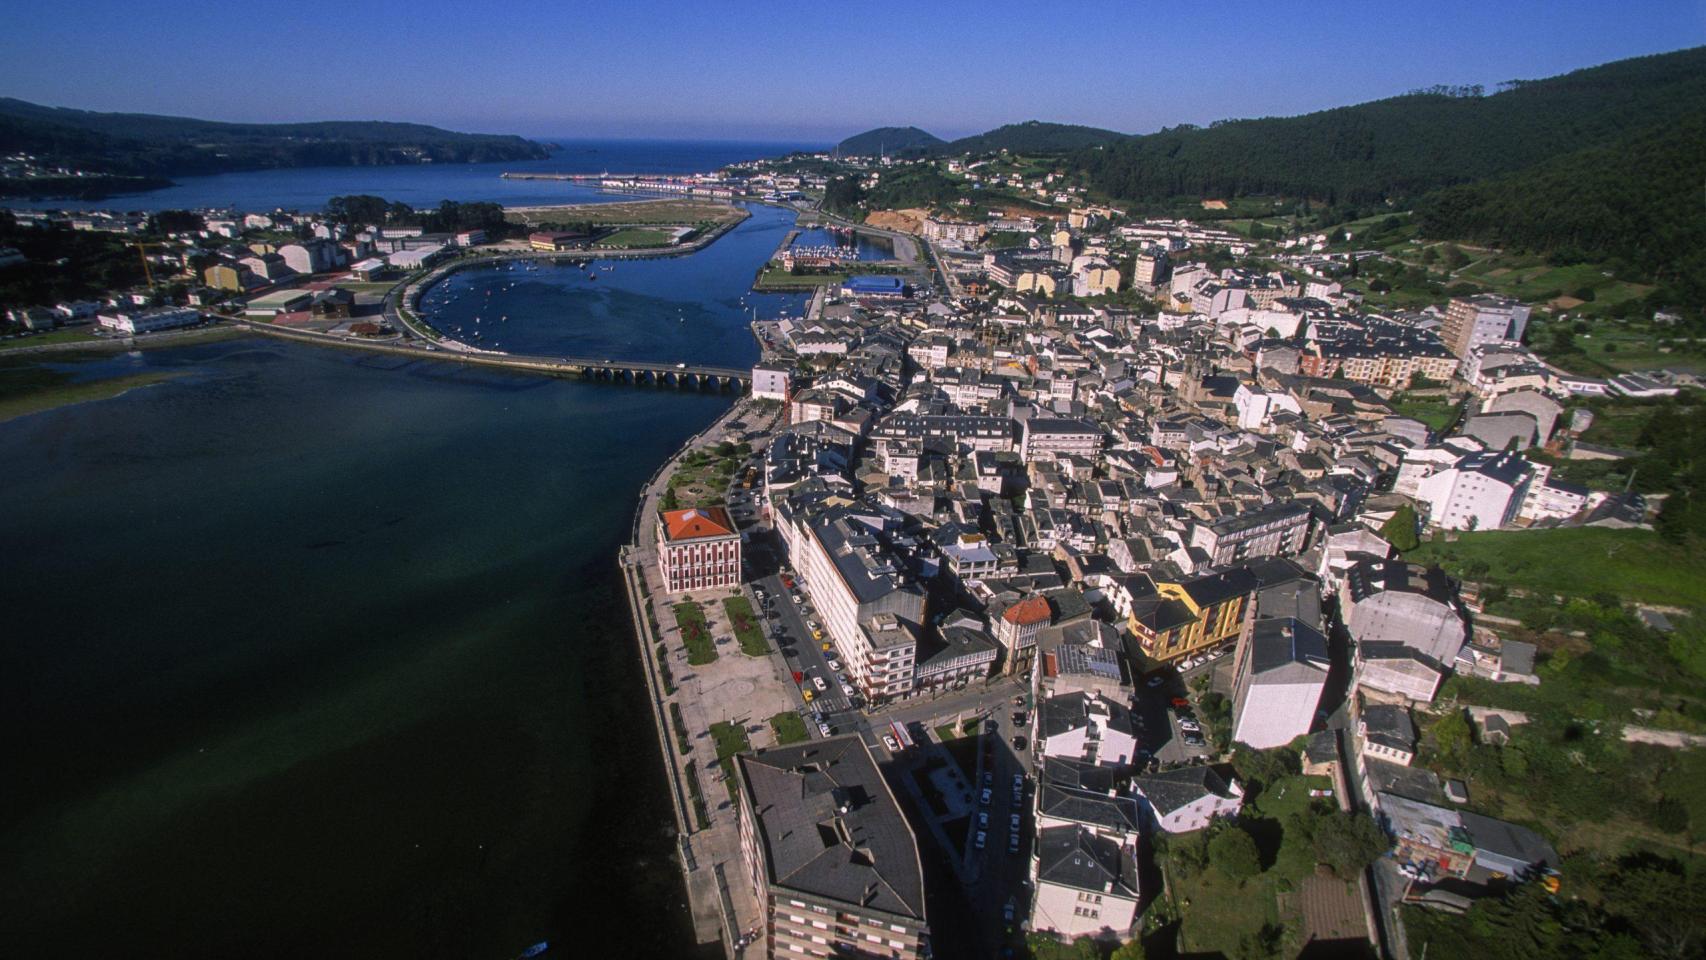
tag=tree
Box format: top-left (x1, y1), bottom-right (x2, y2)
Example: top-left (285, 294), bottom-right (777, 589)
top-left (148, 209), bottom-right (203, 235)
top-left (1380, 504), bottom-right (1421, 552)
top-left (1109, 940), bottom-right (1147, 960)
top-left (1602, 858), bottom-right (1706, 960)
top-left (1431, 711), bottom-right (1474, 768)
top-left (1232, 745), bottom-right (1295, 797)
top-left (1208, 826), bottom-right (1261, 880)
top-left (1308, 810), bottom-right (1389, 878)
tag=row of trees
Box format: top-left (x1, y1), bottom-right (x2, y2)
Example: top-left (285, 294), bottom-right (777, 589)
top-left (324, 195), bottom-right (513, 238)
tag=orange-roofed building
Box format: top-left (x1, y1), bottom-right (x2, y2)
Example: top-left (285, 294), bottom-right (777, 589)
top-left (657, 506), bottom-right (742, 593)
top-left (995, 595), bottom-right (1052, 676)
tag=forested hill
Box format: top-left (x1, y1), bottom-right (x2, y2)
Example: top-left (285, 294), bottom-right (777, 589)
top-left (1417, 109), bottom-right (1706, 304)
top-left (944, 121), bottom-right (1126, 155)
top-left (0, 98), bottom-right (551, 178)
top-left (834, 126), bottom-right (943, 157)
top-left (1069, 46), bottom-right (1706, 207)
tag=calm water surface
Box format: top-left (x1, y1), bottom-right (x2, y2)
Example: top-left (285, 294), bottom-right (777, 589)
top-left (421, 203), bottom-right (808, 360)
top-left (7, 138), bottom-right (825, 213)
top-left (0, 185), bottom-right (803, 957)
top-left (0, 341), bottom-right (730, 958)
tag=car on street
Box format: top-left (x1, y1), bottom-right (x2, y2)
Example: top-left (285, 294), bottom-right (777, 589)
top-left (817, 722), bottom-right (831, 736)
top-left (977, 811), bottom-right (989, 829)
top-left (820, 641), bottom-right (831, 652)
top-left (811, 676), bottom-right (827, 692)
top-left (826, 658), bottom-right (842, 671)
top-left (975, 830), bottom-right (987, 850)
top-left (882, 735), bottom-right (899, 752)
top-left (1171, 697), bottom-right (1190, 709)
top-left (1146, 674), bottom-right (1166, 688)
top-left (1002, 898), bottom-right (1016, 923)
top-left (802, 689), bottom-right (813, 702)
top-left (840, 683), bottom-right (856, 698)
top-left (1011, 734), bottom-right (1027, 751)
top-left (979, 787), bottom-right (992, 806)
top-left (792, 595), bottom-right (803, 604)
top-left (1007, 832), bottom-right (1020, 855)
top-left (981, 772), bottom-right (993, 788)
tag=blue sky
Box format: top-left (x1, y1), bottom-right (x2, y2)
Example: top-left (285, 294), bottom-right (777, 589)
top-left (0, 0), bottom-right (1700, 143)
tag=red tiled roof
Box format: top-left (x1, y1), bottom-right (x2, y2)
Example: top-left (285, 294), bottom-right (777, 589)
top-left (1003, 596), bottom-right (1052, 626)
top-left (660, 506), bottom-right (736, 542)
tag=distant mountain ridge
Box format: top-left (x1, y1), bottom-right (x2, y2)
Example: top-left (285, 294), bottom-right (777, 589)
top-left (0, 98), bottom-right (552, 185)
top-left (834, 126), bottom-right (943, 157)
top-left (943, 121), bottom-right (1125, 155)
top-left (1068, 46), bottom-right (1706, 208)
top-left (835, 120), bottom-right (1126, 157)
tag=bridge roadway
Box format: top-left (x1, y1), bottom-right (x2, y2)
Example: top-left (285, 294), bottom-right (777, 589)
top-left (238, 321), bottom-right (750, 391)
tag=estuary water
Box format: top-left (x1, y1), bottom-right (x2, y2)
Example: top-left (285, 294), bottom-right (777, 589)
top-left (420, 203), bottom-right (808, 360)
top-left (4, 137), bottom-right (826, 213)
top-left (0, 340), bottom-right (730, 958)
top-left (0, 178), bottom-right (805, 957)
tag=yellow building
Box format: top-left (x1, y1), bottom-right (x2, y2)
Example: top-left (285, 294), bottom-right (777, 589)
top-left (1127, 567), bottom-right (1257, 664)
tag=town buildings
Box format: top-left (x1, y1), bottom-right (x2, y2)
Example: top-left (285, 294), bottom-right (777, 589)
top-left (656, 506), bottom-right (742, 593)
top-left (735, 737), bottom-right (929, 960)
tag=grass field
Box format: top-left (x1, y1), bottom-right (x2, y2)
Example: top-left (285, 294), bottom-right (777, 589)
top-left (1163, 773), bottom-right (1338, 955)
top-left (768, 711), bottom-right (809, 746)
top-left (0, 328), bottom-right (103, 352)
top-left (709, 720), bottom-right (752, 800)
top-left (1408, 527), bottom-right (1706, 610)
top-left (505, 197), bottom-right (743, 226)
top-left (674, 601), bottom-right (718, 665)
top-left (752, 264), bottom-right (847, 290)
top-left (724, 596), bottom-right (768, 657)
top-left (1390, 395), bottom-right (1462, 433)
top-left (0, 367), bottom-right (183, 423)
top-left (598, 227), bottom-right (680, 248)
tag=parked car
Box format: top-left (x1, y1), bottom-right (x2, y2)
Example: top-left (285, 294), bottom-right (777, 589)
top-left (1170, 697), bottom-right (1190, 709)
top-left (826, 658), bottom-right (842, 671)
top-left (979, 788), bottom-right (992, 806)
top-left (1006, 832), bottom-right (1020, 855)
top-left (1146, 674), bottom-right (1166, 688)
top-left (975, 830), bottom-right (987, 850)
top-left (1002, 898), bottom-right (1016, 923)
top-left (1009, 813), bottom-right (1021, 832)
top-left (817, 722), bottom-right (831, 737)
top-left (981, 772), bottom-right (993, 788)
top-left (977, 811), bottom-right (989, 829)
top-left (882, 735), bottom-right (900, 752)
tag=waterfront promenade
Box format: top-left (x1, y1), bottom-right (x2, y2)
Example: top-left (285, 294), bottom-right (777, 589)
top-left (619, 394), bottom-right (795, 959)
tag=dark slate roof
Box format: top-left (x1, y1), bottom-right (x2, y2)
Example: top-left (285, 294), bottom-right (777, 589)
top-left (1037, 781), bottom-right (1142, 834)
top-left (1035, 825), bottom-right (1140, 897)
top-left (1039, 756), bottom-right (1120, 794)
top-left (1037, 691), bottom-right (1136, 740)
top-left (737, 736), bottom-right (926, 920)
top-left (1344, 559), bottom-right (1455, 606)
top-left (1359, 703), bottom-right (1417, 752)
top-left (1458, 810), bottom-right (1560, 871)
top-left (1132, 765), bottom-right (1238, 816)
top-left (1247, 617), bottom-right (1331, 681)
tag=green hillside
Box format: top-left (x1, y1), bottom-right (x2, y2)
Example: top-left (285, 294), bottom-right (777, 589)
top-left (0, 97), bottom-right (551, 180)
top-left (1070, 46), bottom-right (1706, 207)
top-left (834, 126), bottom-right (943, 157)
top-left (1416, 110), bottom-right (1706, 303)
top-left (944, 120), bottom-right (1126, 155)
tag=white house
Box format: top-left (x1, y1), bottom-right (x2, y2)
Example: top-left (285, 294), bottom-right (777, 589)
top-left (1414, 450), bottom-right (1533, 531)
top-left (1131, 766), bottom-right (1244, 833)
top-left (1230, 617), bottom-right (1331, 749)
